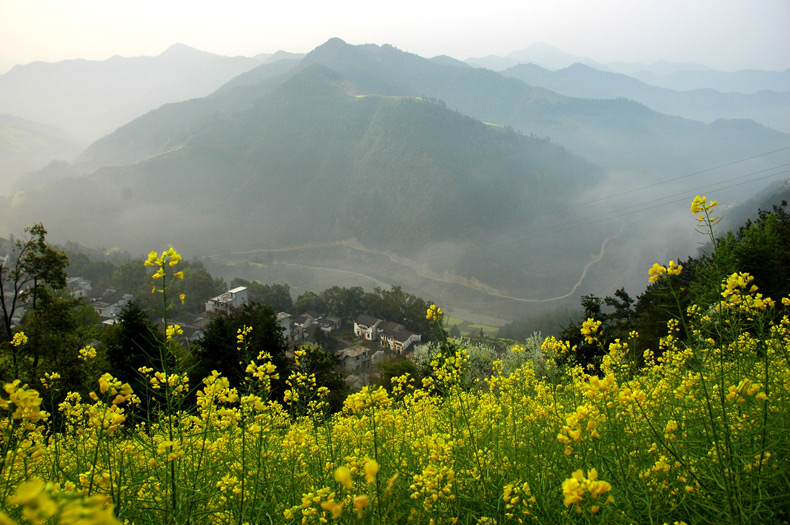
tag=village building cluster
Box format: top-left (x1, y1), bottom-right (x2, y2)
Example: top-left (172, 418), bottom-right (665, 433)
top-left (16, 280), bottom-right (423, 390)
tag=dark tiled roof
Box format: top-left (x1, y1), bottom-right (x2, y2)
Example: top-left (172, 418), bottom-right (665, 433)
top-left (378, 321), bottom-right (404, 335)
top-left (394, 327), bottom-right (418, 342)
top-left (355, 314), bottom-right (380, 327)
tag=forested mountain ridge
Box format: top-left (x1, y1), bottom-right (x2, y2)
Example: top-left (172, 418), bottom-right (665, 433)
top-left (285, 39), bottom-right (789, 174)
top-left (5, 61), bottom-right (606, 302)
top-left (77, 38), bottom-right (789, 177)
top-left (3, 38), bottom-right (788, 322)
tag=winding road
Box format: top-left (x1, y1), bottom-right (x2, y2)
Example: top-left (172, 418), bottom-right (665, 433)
top-left (210, 233), bottom-right (620, 304)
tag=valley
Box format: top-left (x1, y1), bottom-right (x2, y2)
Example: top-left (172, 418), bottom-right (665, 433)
top-left (1, 38), bottom-right (787, 327)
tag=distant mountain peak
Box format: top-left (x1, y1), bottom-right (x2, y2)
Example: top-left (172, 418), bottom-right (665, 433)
top-left (316, 37), bottom-right (351, 50)
top-left (262, 50), bottom-right (306, 63)
top-left (507, 42), bottom-right (602, 70)
top-left (303, 38), bottom-right (372, 69)
top-left (160, 43), bottom-right (206, 58)
top-left (466, 42), bottom-right (604, 71)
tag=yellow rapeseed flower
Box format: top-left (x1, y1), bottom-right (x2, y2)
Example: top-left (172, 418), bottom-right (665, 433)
top-left (691, 195), bottom-right (719, 222)
top-left (649, 261), bottom-right (682, 283)
top-left (8, 479), bottom-right (45, 506)
top-left (144, 251), bottom-right (159, 267)
top-left (11, 332), bottom-right (28, 347)
top-left (78, 345), bottom-right (97, 361)
top-left (580, 318), bottom-right (602, 344)
top-left (168, 251), bottom-right (182, 266)
top-left (335, 466), bottom-right (353, 489)
top-left (426, 304), bottom-right (444, 321)
top-left (320, 500), bottom-right (343, 519)
top-left (648, 263), bottom-right (667, 283)
top-left (365, 459), bottom-right (379, 485)
top-left (562, 468), bottom-right (613, 514)
top-left (353, 495), bottom-right (369, 518)
top-left (166, 324), bottom-right (183, 341)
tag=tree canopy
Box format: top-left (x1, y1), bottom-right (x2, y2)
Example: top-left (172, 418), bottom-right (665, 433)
top-left (0, 224), bottom-right (68, 379)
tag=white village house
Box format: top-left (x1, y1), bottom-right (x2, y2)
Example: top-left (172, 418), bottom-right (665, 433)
top-left (353, 315), bottom-right (381, 341)
top-left (353, 315), bottom-right (421, 355)
top-left (206, 286), bottom-right (248, 315)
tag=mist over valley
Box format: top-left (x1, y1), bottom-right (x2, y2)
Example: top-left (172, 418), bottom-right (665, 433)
top-left (1, 38), bottom-right (788, 326)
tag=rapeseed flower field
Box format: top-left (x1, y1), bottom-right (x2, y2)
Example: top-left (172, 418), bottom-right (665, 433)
top-left (1, 198), bottom-right (788, 523)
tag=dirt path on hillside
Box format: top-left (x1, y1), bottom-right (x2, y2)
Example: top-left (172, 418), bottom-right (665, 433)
top-left (339, 237), bottom-right (619, 303)
top-left (480, 234), bottom-right (618, 303)
top-left (212, 233), bottom-right (618, 304)
top-left (276, 262), bottom-right (391, 289)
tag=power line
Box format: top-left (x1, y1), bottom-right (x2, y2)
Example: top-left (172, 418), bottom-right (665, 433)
top-left (228, 149), bottom-right (790, 294)
top-left (583, 146), bottom-right (790, 205)
top-left (417, 164), bottom-right (790, 262)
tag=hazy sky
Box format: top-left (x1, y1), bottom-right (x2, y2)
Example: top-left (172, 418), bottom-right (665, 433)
top-left (1, 0), bottom-right (788, 74)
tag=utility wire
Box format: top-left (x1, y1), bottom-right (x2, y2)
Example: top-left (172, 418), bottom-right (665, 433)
top-left (224, 149), bottom-right (790, 293)
top-left (582, 146), bottom-right (790, 205)
top-left (418, 164), bottom-right (790, 262)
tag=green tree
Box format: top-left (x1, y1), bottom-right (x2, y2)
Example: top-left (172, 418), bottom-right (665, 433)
top-left (238, 280), bottom-right (293, 312)
top-left (184, 262), bottom-right (225, 311)
top-left (313, 327), bottom-right (339, 352)
top-left (129, 260), bottom-right (224, 316)
top-left (0, 223), bottom-right (68, 378)
top-left (230, 277), bottom-right (249, 289)
top-left (15, 287), bottom-right (98, 392)
top-left (320, 286), bottom-right (364, 318)
top-left (718, 203), bottom-right (790, 307)
top-left (65, 250), bottom-right (116, 290)
top-left (293, 291), bottom-right (328, 315)
top-left (376, 358), bottom-right (421, 392)
top-left (111, 260), bottom-right (147, 293)
top-left (102, 301), bottom-right (162, 396)
top-left (559, 292), bottom-right (628, 371)
top-left (364, 286), bottom-right (431, 334)
top-left (189, 303), bottom-right (291, 398)
top-left (297, 344), bottom-right (348, 412)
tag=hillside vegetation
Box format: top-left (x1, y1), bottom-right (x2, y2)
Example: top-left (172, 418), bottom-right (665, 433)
top-left (5, 60), bottom-right (608, 306)
top-left (3, 38), bottom-right (789, 322)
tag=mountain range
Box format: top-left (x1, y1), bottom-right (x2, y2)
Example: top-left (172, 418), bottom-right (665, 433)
top-left (468, 42), bottom-right (790, 93)
top-left (0, 115), bottom-right (82, 193)
top-left (74, 39), bottom-right (790, 177)
top-left (0, 43), bottom-right (264, 144)
top-left (501, 63), bottom-right (790, 132)
top-left (2, 38), bottom-right (788, 322)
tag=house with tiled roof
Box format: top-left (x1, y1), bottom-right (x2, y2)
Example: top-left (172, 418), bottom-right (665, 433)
top-left (91, 289), bottom-right (134, 320)
top-left (340, 346), bottom-right (371, 372)
top-left (67, 277), bottom-right (92, 298)
top-left (353, 315), bottom-right (421, 355)
top-left (354, 315), bottom-right (382, 341)
top-left (378, 321), bottom-right (421, 355)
